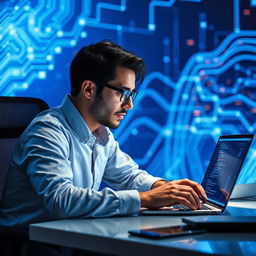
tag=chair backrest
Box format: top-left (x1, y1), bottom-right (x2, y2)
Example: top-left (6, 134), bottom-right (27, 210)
top-left (0, 96), bottom-right (49, 199)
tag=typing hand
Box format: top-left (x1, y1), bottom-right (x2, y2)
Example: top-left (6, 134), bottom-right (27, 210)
top-left (140, 178), bottom-right (207, 210)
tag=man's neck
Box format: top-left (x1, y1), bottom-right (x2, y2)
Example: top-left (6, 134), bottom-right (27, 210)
top-left (69, 94), bottom-right (100, 133)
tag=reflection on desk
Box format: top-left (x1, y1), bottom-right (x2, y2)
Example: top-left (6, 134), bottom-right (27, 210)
top-left (30, 201), bottom-right (256, 256)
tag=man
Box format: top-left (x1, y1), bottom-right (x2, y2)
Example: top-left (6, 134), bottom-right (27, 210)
top-left (0, 40), bottom-right (206, 227)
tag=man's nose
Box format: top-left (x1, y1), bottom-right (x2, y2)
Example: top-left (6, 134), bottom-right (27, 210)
top-left (122, 97), bottom-right (133, 110)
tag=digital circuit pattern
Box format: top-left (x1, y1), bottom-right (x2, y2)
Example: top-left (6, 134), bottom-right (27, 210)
top-left (1, 0), bottom-right (256, 184)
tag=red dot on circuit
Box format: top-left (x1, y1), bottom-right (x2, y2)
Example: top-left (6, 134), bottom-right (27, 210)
top-left (186, 39), bottom-right (195, 46)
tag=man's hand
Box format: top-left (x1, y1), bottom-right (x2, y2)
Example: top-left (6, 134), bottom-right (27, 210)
top-left (140, 178), bottom-right (207, 210)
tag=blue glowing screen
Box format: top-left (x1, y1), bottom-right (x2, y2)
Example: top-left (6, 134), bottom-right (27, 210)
top-left (1, 0), bottom-right (256, 184)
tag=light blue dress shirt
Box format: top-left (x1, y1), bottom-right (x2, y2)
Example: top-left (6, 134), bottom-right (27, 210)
top-left (0, 96), bottom-right (161, 226)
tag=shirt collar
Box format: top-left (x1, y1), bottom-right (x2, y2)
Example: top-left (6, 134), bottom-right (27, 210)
top-left (59, 95), bottom-right (110, 145)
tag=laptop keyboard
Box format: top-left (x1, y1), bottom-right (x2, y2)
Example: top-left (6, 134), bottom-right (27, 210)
top-left (173, 203), bottom-right (215, 211)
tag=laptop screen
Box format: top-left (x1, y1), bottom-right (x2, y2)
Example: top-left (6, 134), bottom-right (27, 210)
top-left (201, 134), bottom-right (254, 207)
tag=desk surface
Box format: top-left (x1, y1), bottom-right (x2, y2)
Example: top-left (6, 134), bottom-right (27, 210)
top-left (30, 200), bottom-right (256, 256)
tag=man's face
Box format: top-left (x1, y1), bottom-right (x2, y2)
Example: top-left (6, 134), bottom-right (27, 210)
top-left (89, 66), bottom-right (136, 129)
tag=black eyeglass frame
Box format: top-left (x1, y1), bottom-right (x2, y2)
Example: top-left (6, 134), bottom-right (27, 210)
top-left (96, 82), bottom-right (138, 103)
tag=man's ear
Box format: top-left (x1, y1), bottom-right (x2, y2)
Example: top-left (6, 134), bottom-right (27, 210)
top-left (81, 80), bottom-right (96, 99)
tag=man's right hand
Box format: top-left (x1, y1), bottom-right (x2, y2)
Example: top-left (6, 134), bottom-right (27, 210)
top-left (139, 178), bottom-right (207, 210)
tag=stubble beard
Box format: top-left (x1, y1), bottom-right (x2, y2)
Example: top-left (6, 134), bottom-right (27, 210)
top-left (89, 94), bottom-right (120, 129)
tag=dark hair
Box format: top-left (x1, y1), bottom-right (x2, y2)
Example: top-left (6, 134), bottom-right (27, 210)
top-left (70, 40), bottom-right (146, 96)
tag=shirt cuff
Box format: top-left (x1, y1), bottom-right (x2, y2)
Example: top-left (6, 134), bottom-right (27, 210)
top-left (139, 176), bottom-right (164, 192)
top-left (116, 190), bottom-right (141, 215)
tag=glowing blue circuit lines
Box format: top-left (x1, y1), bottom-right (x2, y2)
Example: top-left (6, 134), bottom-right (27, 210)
top-left (0, 0), bottom-right (179, 96)
top-left (0, 0), bottom-right (88, 95)
top-left (115, 31), bottom-right (256, 182)
top-left (148, 0), bottom-right (176, 31)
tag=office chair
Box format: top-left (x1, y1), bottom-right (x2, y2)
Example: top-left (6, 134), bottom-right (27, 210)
top-left (0, 96), bottom-right (49, 256)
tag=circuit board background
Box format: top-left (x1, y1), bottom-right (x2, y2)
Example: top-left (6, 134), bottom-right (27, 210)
top-left (1, 0), bottom-right (256, 184)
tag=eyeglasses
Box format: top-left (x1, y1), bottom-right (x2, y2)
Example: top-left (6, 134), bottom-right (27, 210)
top-left (98, 82), bottom-right (138, 103)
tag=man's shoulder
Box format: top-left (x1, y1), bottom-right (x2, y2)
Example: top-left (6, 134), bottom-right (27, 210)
top-left (23, 107), bottom-right (69, 137)
top-left (31, 107), bottom-right (64, 127)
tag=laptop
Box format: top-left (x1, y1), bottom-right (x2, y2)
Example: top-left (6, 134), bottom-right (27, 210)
top-left (141, 134), bottom-right (254, 216)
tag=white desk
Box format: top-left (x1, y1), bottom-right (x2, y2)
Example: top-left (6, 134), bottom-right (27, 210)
top-left (29, 200), bottom-right (256, 256)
